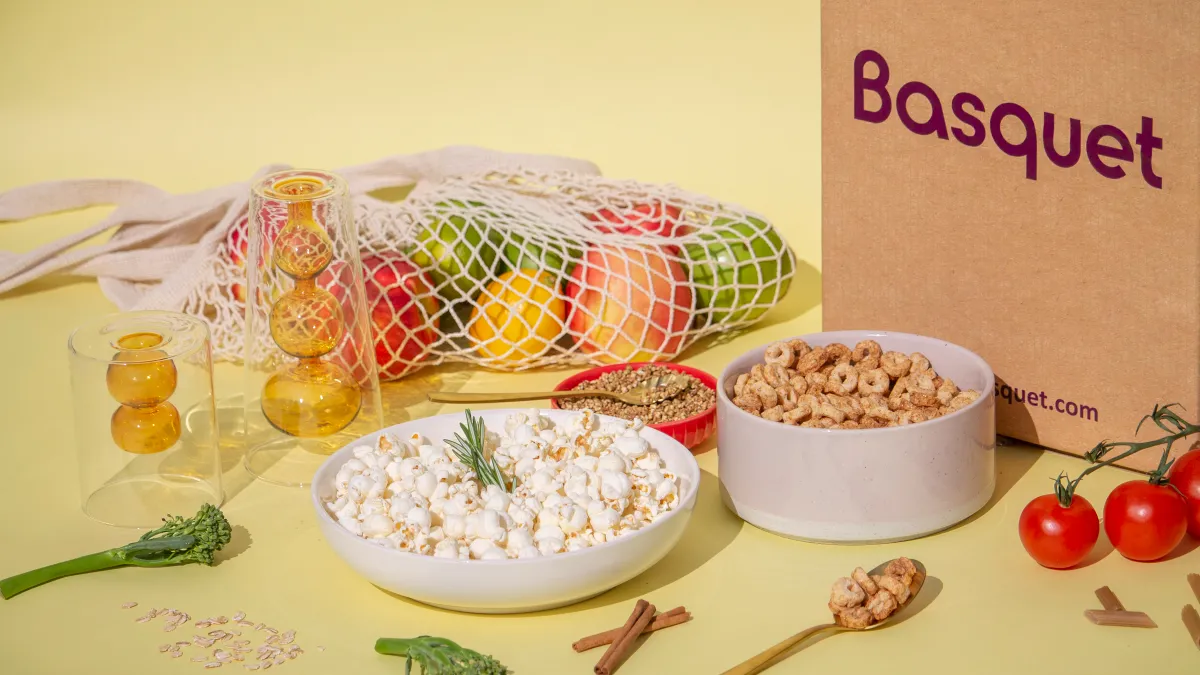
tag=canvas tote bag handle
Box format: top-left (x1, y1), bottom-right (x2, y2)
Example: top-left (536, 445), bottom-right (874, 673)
top-left (0, 147), bottom-right (600, 300)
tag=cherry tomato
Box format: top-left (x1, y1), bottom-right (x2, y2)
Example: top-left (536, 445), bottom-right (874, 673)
top-left (1018, 494), bottom-right (1100, 569)
top-left (1103, 481), bottom-right (1188, 561)
top-left (1167, 447), bottom-right (1200, 538)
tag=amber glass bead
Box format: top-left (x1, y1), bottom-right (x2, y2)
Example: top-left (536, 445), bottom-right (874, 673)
top-left (260, 360), bottom-right (362, 438)
top-left (116, 332), bottom-right (164, 349)
top-left (111, 402), bottom-right (181, 454)
top-left (269, 285), bottom-right (345, 358)
top-left (106, 349), bottom-right (178, 408)
top-left (273, 221), bottom-right (334, 280)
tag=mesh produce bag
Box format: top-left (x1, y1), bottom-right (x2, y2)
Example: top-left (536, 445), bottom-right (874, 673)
top-left (0, 147), bottom-right (796, 379)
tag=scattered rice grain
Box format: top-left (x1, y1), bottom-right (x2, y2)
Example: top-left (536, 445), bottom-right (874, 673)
top-left (121, 602), bottom-right (138, 609)
top-left (159, 644), bottom-right (173, 653)
top-left (232, 612), bottom-right (246, 621)
top-left (205, 663), bottom-right (222, 669)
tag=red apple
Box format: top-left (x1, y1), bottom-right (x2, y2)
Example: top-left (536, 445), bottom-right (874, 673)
top-left (565, 244), bottom-right (693, 363)
top-left (226, 215), bottom-right (250, 303)
top-left (584, 200), bottom-right (684, 237)
top-left (319, 253), bottom-right (440, 382)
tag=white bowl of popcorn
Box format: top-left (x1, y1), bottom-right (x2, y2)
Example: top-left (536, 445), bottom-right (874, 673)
top-left (310, 408), bottom-right (700, 614)
top-left (717, 330), bottom-right (996, 543)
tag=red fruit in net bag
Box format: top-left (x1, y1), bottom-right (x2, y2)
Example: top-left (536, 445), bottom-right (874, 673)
top-left (584, 200), bottom-right (684, 237)
top-left (318, 253), bottom-right (440, 381)
top-left (565, 244), bottom-right (693, 363)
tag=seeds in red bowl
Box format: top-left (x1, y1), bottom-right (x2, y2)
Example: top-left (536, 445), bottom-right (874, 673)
top-left (555, 364), bottom-right (715, 426)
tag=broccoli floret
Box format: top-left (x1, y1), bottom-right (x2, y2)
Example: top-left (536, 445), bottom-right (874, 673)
top-left (1, 503), bottom-right (232, 599)
top-left (376, 636), bottom-right (510, 675)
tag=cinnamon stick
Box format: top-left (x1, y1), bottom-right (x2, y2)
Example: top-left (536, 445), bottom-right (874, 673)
top-left (1084, 610), bottom-right (1157, 628)
top-left (592, 600), bottom-right (648, 675)
top-left (573, 607), bottom-right (689, 652)
top-left (595, 601), bottom-right (656, 675)
top-left (1183, 605), bottom-right (1200, 648)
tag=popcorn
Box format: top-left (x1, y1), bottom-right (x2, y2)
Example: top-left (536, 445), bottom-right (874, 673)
top-left (324, 410), bottom-right (681, 560)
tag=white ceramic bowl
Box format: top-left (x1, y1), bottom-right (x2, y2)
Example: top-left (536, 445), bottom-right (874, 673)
top-left (717, 330), bottom-right (996, 543)
top-left (310, 408), bottom-right (700, 614)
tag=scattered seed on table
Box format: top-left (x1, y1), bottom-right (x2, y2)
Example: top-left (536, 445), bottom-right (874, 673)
top-left (159, 644), bottom-right (173, 653)
top-left (237, 620), bottom-right (254, 627)
top-left (170, 652), bottom-right (183, 659)
top-left (192, 657), bottom-right (207, 662)
top-left (205, 663), bottom-right (222, 669)
top-left (121, 602), bottom-right (138, 609)
top-left (274, 657), bottom-right (286, 666)
top-left (216, 616), bottom-right (228, 624)
top-left (317, 646), bottom-right (325, 652)
top-left (264, 627), bottom-right (277, 634)
top-left (253, 623), bottom-right (264, 631)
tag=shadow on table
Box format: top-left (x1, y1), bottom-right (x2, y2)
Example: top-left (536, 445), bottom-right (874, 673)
top-left (941, 441), bottom-right (1041, 534)
top-left (750, 575), bottom-right (944, 672)
top-left (215, 525), bottom-right (253, 564)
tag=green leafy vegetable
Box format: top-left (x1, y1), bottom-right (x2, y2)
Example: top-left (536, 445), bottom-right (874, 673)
top-left (376, 635), bottom-right (510, 675)
top-left (0, 503), bottom-right (232, 599)
top-left (445, 409), bottom-right (509, 493)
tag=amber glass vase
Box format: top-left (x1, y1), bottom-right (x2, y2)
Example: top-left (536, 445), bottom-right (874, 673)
top-left (243, 169), bottom-right (383, 487)
top-left (68, 311), bottom-right (223, 527)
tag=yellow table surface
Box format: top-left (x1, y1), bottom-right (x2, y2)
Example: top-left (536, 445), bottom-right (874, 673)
top-left (2, 1), bottom-right (1198, 673)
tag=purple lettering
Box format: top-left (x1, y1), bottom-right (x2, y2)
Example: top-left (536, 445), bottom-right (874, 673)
top-left (854, 50), bottom-right (891, 124)
top-left (1013, 388), bottom-right (1026, 404)
top-left (999, 384), bottom-right (1013, 403)
top-left (897, 81), bottom-right (948, 139)
top-left (1135, 116), bottom-right (1163, 189)
top-left (1081, 404), bottom-right (1099, 422)
top-left (990, 103), bottom-right (1038, 180)
top-left (1039, 391), bottom-right (1048, 408)
top-left (1043, 113), bottom-right (1082, 168)
top-left (1087, 124), bottom-right (1134, 180)
top-left (951, 93), bottom-right (986, 147)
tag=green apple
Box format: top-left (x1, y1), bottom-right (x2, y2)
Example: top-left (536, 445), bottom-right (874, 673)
top-left (501, 232), bottom-right (584, 278)
top-left (407, 200), bottom-right (505, 302)
top-left (683, 216), bottom-right (794, 324)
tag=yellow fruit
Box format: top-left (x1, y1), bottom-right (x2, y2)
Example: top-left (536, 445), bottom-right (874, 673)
top-left (469, 270), bottom-right (566, 363)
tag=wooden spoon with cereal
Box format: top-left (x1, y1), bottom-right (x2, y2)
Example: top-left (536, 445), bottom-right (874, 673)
top-left (721, 558), bottom-right (926, 675)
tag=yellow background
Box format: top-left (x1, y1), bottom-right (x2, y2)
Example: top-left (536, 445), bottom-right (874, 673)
top-left (0, 1), bottom-right (1196, 673)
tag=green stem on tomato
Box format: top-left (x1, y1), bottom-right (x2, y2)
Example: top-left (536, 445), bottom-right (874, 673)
top-left (1084, 403), bottom-right (1200, 486)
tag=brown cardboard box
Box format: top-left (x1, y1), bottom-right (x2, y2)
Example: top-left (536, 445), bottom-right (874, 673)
top-left (821, 0), bottom-right (1200, 472)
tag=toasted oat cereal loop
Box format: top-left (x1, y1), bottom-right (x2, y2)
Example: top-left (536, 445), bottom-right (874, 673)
top-left (824, 363), bottom-right (859, 396)
top-left (828, 394), bottom-right (864, 420)
top-left (733, 373), bottom-right (751, 398)
top-left (819, 363), bottom-right (836, 377)
top-left (750, 363), bottom-right (766, 382)
top-left (825, 343), bottom-right (852, 364)
top-left (819, 402), bottom-right (846, 424)
top-left (750, 381), bottom-right (779, 408)
top-left (777, 385), bottom-right (801, 411)
top-left (805, 372), bottom-right (829, 391)
top-left (787, 338), bottom-right (812, 358)
top-left (857, 368), bottom-right (890, 395)
top-left (948, 390), bottom-right (981, 410)
top-left (795, 346), bottom-right (828, 375)
top-left (761, 405), bottom-right (785, 422)
top-left (936, 378), bottom-right (959, 406)
top-left (880, 351), bottom-right (912, 378)
top-left (851, 339), bottom-right (882, 364)
top-left (908, 352), bottom-right (933, 375)
top-left (788, 375), bottom-right (808, 394)
top-left (763, 364), bottom-right (790, 388)
top-left (734, 392), bottom-right (764, 414)
top-left (764, 341), bottom-right (796, 368)
top-left (782, 403), bottom-right (812, 425)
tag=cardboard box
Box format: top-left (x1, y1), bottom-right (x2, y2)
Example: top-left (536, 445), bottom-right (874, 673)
top-left (821, 0), bottom-right (1200, 471)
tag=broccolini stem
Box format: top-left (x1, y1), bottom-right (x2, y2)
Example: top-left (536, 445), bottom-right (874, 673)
top-left (0, 550), bottom-right (126, 599)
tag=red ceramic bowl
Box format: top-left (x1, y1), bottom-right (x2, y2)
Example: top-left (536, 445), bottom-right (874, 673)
top-left (551, 362), bottom-right (717, 452)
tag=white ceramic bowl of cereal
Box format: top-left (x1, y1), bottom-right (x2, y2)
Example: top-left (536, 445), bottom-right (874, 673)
top-left (717, 330), bottom-right (996, 543)
top-left (310, 408), bottom-right (700, 614)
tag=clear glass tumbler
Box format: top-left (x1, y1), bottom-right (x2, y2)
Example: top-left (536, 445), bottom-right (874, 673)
top-left (68, 311), bottom-right (223, 528)
top-left (242, 169), bottom-right (384, 487)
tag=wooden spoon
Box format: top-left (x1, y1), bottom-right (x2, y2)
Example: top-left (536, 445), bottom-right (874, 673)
top-left (721, 558), bottom-right (927, 675)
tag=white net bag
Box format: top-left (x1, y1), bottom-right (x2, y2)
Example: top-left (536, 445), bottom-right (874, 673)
top-left (0, 147), bottom-right (796, 380)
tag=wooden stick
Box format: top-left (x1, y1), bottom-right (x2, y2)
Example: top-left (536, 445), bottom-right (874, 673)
top-left (1094, 586), bottom-right (1125, 611)
top-left (573, 607), bottom-right (689, 652)
top-left (1188, 574), bottom-right (1200, 604)
top-left (1183, 605), bottom-right (1200, 648)
top-left (1084, 610), bottom-right (1157, 628)
top-left (593, 600), bottom-right (647, 675)
top-left (596, 602), bottom-right (656, 675)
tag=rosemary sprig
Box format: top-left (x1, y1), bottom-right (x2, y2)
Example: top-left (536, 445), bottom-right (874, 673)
top-left (445, 409), bottom-right (509, 493)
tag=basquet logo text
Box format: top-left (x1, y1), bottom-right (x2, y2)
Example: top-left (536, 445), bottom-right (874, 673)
top-left (853, 49), bottom-right (1164, 188)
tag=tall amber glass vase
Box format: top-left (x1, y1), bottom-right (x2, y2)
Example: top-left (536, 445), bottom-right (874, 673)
top-left (243, 169), bottom-right (383, 487)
